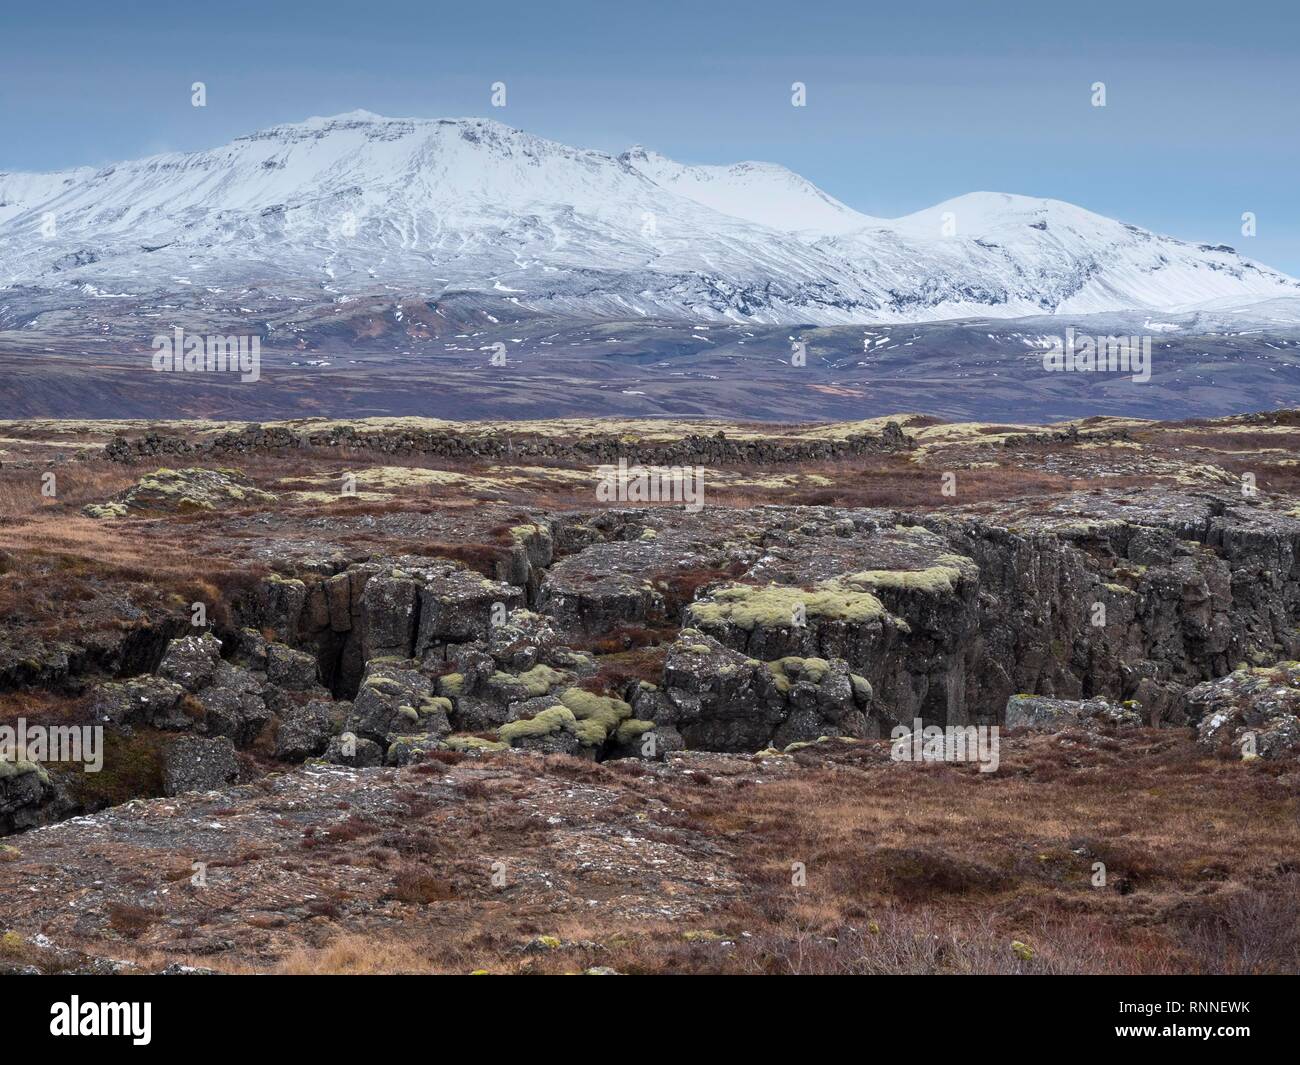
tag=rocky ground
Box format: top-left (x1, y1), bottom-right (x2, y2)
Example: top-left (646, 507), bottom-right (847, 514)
top-left (1, 408), bottom-right (1299, 974)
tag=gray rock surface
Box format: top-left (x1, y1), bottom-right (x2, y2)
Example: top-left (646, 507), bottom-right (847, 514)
top-left (1190, 662), bottom-right (1300, 759)
top-left (161, 736), bottom-right (239, 796)
top-left (1004, 694), bottom-right (1142, 733)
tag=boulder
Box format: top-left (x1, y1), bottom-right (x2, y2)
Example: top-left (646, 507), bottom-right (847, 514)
top-left (273, 699), bottom-right (336, 761)
top-left (0, 759), bottom-right (59, 835)
top-left (266, 643), bottom-right (320, 690)
top-left (1189, 662), bottom-right (1300, 760)
top-left (657, 634), bottom-right (873, 752)
top-left (82, 466), bottom-right (275, 518)
top-left (161, 736), bottom-right (239, 796)
top-left (385, 732), bottom-right (445, 766)
top-left (537, 541), bottom-right (672, 634)
top-left (323, 733), bottom-right (384, 768)
top-left (1004, 694), bottom-right (1142, 732)
top-left (346, 662), bottom-right (451, 744)
top-left (439, 656), bottom-right (573, 732)
top-left (194, 662), bottom-right (271, 744)
top-left (414, 565), bottom-right (525, 652)
top-left (91, 675), bottom-right (188, 730)
top-left (358, 574), bottom-right (420, 659)
top-left (157, 632), bottom-right (224, 693)
top-left (497, 706), bottom-right (586, 756)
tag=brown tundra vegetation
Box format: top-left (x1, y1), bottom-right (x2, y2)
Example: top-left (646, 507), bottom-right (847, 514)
top-left (1, 409), bottom-right (1298, 974)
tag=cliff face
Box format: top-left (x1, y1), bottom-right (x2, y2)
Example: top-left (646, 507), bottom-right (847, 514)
top-left (918, 494), bottom-right (1300, 725)
top-left (5, 412), bottom-right (1300, 831)
top-left (197, 492), bottom-right (1300, 756)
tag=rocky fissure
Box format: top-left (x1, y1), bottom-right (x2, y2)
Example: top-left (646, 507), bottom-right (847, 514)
top-left (4, 486), bottom-right (1300, 837)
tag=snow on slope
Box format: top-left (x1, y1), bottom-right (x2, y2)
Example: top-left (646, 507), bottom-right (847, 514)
top-left (0, 167), bottom-right (94, 225)
top-left (0, 112), bottom-right (1295, 326)
top-left (619, 146), bottom-right (878, 235)
top-left (821, 191), bottom-right (1299, 320)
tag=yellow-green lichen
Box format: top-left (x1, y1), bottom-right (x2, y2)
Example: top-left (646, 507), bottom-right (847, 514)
top-left (614, 719), bottom-right (656, 745)
top-left (498, 706), bottom-right (576, 744)
top-left (83, 502), bottom-right (128, 519)
top-left (687, 581), bottom-right (887, 630)
top-left (557, 688), bottom-right (632, 745)
top-left (517, 664), bottom-right (565, 696)
top-left (443, 734), bottom-right (509, 753)
top-left (841, 554), bottom-right (974, 596)
top-left (420, 695), bottom-right (453, 716)
top-left (0, 759), bottom-right (48, 783)
top-left (767, 656), bottom-right (831, 684)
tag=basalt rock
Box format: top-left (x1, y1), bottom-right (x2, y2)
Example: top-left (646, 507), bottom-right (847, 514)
top-left (0, 760), bottom-right (60, 835)
top-left (919, 493), bottom-right (1300, 725)
top-left (158, 633), bottom-right (225, 692)
top-left (346, 661), bottom-right (451, 745)
top-left (92, 633), bottom-right (334, 752)
top-left (161, 736), bottom-right (240, 796)
top-left (1004, 694), bottom-right (1142, 733)
top-left (491, 686), bottom-right (676, 759)
top-left (683, 521), bottom-right (979, 727)
top-left (537, 540), bottom-right (676, 634)
top-left (385, 732), bottom-right (450, 766)
top-left (358, 575), bottom-right (421, 660)
top-left (413, 565), bottom-right (525, 654)
top-left (1189, 662), bottom-right (1300, 760)
top-left (436, 653), bottom-right (574, 732)
top-left (272, 699), bottom-right (338, 761)
top-left (674, 494), bottom-right (1300, 729)
top-left (266, 644), bottom-right (321, 690)
top-left (103, 422), bottom-right (915, 468)
top-left (192, 663), bottom-right (272, 745)
top-left (82, 466), bottom-right (276, 517)
top-left (323, 733), bottom-right (384, 768)
top-left (651, 633), bottom-right (876, 752)
top-left (91, 675), bottom-right (191, 730)
top-left (249, 557), bottom-right (526, 698)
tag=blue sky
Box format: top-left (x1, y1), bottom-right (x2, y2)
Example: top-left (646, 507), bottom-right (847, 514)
top-left (3, 0), bottom-right (1297, 272)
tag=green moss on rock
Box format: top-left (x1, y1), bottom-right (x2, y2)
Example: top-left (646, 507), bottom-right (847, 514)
top-left (841, 554), bottom-right (974, 595)
top-left (488, 664), bottom-right (565, 698)
top-left (498, 705), bottom-right (576, 744)
top-left (688, 581), bottom-right (887, 630)
top-left (558, 688), bottom-right (632, 745)
top-left (443, 734), bottom-right (509, 753)
top-left (615, 719), bottom-right (656, 744)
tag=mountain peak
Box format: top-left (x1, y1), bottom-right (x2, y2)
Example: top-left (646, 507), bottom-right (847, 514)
top-left (316, 108), bottom-right (389, 122)
top-left (622, 147), bottom-right (879, 235)
top-left (1, 113), bottom-right (1295, 326)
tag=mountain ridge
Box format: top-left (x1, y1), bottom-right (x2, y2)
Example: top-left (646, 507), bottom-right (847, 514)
top-left (1, 111), bottom-right (1295, 328)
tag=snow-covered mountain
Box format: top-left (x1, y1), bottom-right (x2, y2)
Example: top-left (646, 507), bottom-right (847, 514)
top-left (619, 145), bottom-right (878, 235)
top-left (1, 110), bottom-right (1295, 328)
